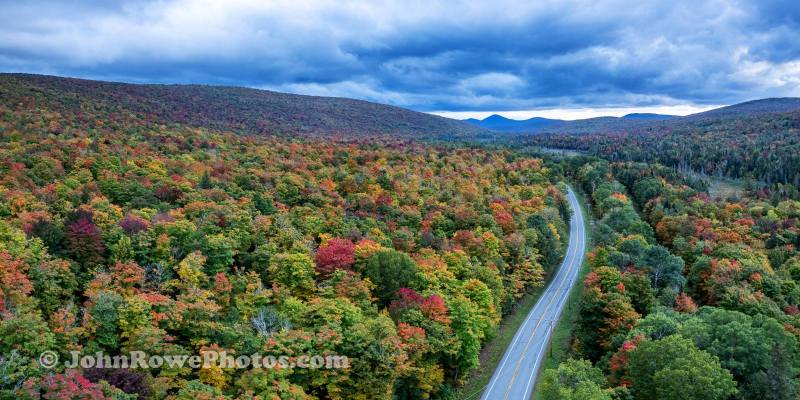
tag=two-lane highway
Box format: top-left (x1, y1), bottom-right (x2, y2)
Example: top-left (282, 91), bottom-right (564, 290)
top-left (480, 186), bottom-right (587, 400)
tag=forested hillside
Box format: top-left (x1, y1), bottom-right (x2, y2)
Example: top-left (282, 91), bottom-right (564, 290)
top-left (0, 74), bottom-right (487, 139)
top-left (3, 73), bottom-right (799, 400)
top-left (0, 84), bottom-right (569, 399)
top-left (540, 159), bottom-right (800, 400)
top-left (532, 99), bottom-right (800, 187)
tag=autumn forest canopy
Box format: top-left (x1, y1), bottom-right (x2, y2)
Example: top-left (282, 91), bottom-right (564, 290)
top-left (0, 74), bottom-right (568, 399)
top-left (0, 73), bottom-right (799, 400)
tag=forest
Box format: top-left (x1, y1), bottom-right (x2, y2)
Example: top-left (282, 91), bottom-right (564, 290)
top-left (0, 74), bottom-right (488, 139)
top-left (0, 83), bottom-right (569, 399)
top-left (531, 101), bottom-right (800, 194)
top-left (539, 159), bottom-right (800, 400)
top-left (1, 75), bottom-right (799, 400)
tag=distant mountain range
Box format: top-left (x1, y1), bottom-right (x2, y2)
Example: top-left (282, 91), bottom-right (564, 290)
top-left (538, 98), bottom-right (800, 136)
top-left (0, 73), bottom-right (487, 138)
top-left (465, 98), bottom-right (800, 136)
top-left (463, 112), bottom-right (676, 133)
top-left (464, 115), bottom-right (564, 132)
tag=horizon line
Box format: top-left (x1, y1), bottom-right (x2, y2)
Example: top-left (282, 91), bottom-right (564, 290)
top-left (429, 104), bottom-right (725, 121)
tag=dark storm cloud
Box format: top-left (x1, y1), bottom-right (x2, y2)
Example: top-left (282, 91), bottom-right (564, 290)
top-left (0, 0), bottom-right (798, 112)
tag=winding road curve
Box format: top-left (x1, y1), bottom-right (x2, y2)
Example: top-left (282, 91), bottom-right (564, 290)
top-left (480, 187), bottom-right (587, 400)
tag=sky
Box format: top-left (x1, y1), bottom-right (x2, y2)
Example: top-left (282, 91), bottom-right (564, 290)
top-left (1, 0), bottom-right (799, 120)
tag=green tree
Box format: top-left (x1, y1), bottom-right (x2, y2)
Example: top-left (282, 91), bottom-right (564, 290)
top-left (269, 253), bottom-right (317, 297)
top-left (641, 245), bottom-right (685, 291)
top-left (276, 174), bottom-right (303, 206)
top-left (198, 171), bottom-right (212, 189)
top-left (362, 249), bottom-right (420, 306)
top-left (110, 235), bottom-right (135, 263)
top-left (89, 292), bottom-right (124, 351)
top-left (253, 192), bottom-right (277, 215)
top-left (202, 234), bottom-right (236, 275)
top-left (28, 258), bottom-right (78, 316)
top-left (540, 359), bottom-right (612, 400)
top-left (627, 335), bottom-right (737, 400)
top-left (527, 214), bottom-right (561, 270)
top-left (678, 307), bottom-right (798, 400)
top-left (447, 294), bottom-right (486, 374)
top-left (234, 368), bottom-right (308, 399)
top-left (0, 310), bottom-right (55, 358)
top-left (632, 177), bottom-right (663, 205)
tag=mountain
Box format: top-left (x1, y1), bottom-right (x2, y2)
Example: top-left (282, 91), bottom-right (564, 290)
top-left (685, 98), bottom-right (800, 119)
top-left (0, 73), bottom-right (487, 138)
top-left (531, 98), bottom-right (800, 184)
top-left (464, 112), bottom-right (676, 134)
top-left (533, 98), bottom-right (800, 136)
top-left (622, 113), bottom-right (676, 120)
top-left (464, 114), bottom-right (564, 132)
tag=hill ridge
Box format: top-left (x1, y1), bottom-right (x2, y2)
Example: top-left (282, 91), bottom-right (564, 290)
top-left (0, 73), bottom-right (487, 138)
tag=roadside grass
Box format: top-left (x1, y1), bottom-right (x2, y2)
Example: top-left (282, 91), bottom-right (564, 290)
top-left (530, 188), bottom-right (594, 400)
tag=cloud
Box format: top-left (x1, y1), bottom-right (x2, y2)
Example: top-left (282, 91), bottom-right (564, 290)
top-left (0, 0), bottom-right (799, 113)
top-left (460, 73), bottom-right (526, 96)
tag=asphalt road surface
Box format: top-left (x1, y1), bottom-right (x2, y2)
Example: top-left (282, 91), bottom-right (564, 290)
top-left (480, 187), bottom-right (587, 400)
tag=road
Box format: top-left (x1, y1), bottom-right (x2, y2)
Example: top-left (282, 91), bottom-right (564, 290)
top-left (480, 187), bottom-right (587, 400)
